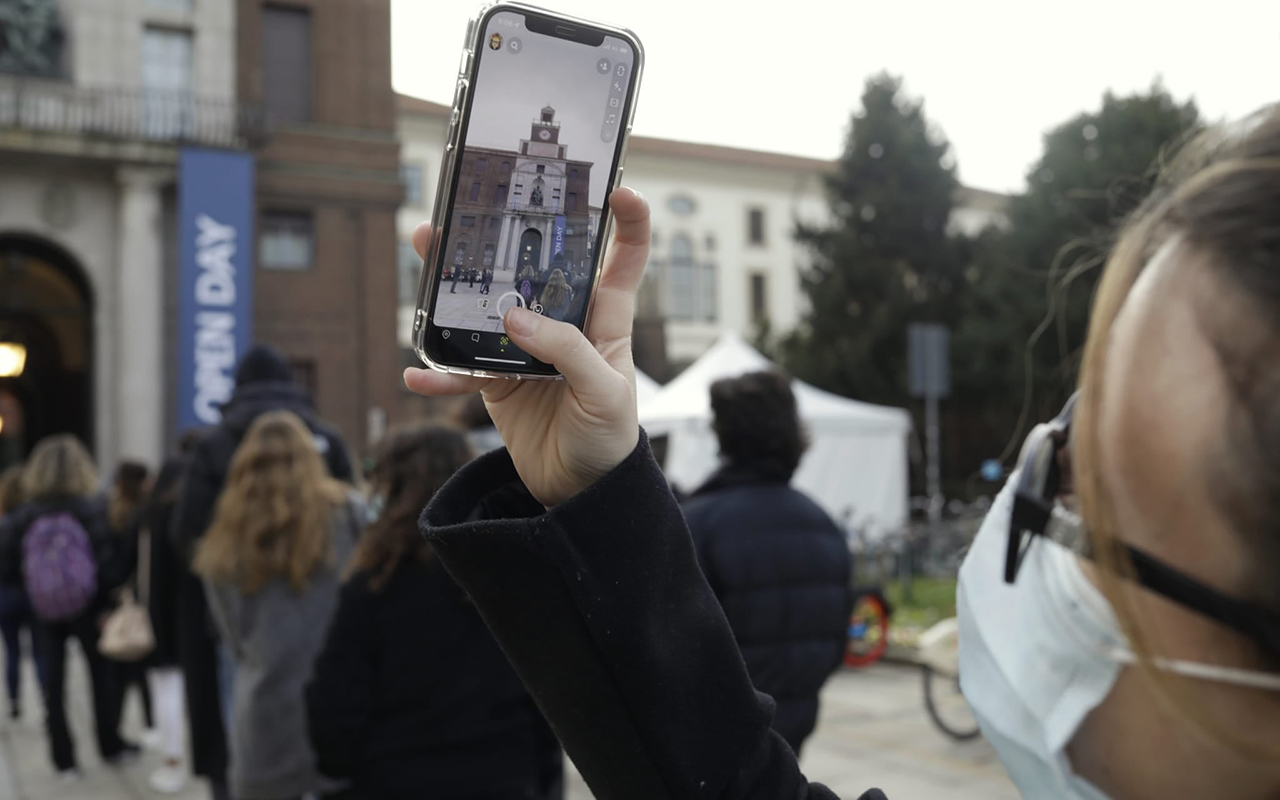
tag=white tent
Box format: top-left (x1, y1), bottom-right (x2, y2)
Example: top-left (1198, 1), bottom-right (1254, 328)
top-left (634, 368), bottom-right (661, 407)
top-left (639, 332), bottom-right (912, 535)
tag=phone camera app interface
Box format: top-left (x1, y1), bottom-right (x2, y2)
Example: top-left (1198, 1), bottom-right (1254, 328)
top-left (432, 11), bottom-right (635, 349)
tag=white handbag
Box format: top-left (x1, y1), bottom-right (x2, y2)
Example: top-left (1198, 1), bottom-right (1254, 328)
top-left (99, 529), bottom-right (156, 662)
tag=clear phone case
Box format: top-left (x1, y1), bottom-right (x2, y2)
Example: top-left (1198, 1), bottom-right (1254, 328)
top-left (411, 1), bottom-right (645, 380)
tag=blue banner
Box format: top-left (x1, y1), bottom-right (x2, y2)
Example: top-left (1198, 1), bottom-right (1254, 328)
top-left (176, 148), bottom-right (255, 436)
top-left (552, 214), bottom-right (567, 260)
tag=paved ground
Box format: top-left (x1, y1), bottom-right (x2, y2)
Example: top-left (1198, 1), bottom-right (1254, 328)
top-left (435, 280), bottom-right (525, 333)
top-left (0, 647), bottom-right (1015, 799)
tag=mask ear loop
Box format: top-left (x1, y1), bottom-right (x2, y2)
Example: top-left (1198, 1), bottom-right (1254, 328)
top-left (1106, 648), bottom-right (1280, 691)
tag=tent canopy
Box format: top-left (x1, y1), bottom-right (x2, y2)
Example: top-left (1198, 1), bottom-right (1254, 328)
top-left (634, 368), bottom-right (661, 407)
top-left (639, 333), bottom-right (911, 534)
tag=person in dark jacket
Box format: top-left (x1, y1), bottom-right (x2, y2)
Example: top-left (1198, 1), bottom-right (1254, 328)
top-left (308, 424), bottom-right (562, 800)
top-left (403, 187), bottom-right (884, 800)
top-left (683, 371), bottom-right (851, 754)
top-left (0, 464), bottom-right (42, 722)
top-left (170, 344), bottom-right (354, 800)
top-left (104, 460), bottom-right (155, 745)
top-left (141, 432), bottom-right (202, 794)
top-left (0, 435), bottom-right (137, 778)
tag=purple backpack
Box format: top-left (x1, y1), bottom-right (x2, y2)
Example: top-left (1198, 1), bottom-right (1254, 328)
top-left (22, 513), bottom-right (99, 622)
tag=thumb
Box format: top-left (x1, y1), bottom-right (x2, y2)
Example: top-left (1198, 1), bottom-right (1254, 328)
top-left (503, 308), bottom-right (628, 403)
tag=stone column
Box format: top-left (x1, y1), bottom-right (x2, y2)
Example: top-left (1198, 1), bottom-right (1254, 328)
top-left (115, 167), bottom-right (169, 468)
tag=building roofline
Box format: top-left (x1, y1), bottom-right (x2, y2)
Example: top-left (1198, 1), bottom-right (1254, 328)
top-left (396, 93), bottom-right (1009, 200)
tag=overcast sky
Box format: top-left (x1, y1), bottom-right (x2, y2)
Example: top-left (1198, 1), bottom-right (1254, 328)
top-left (392, 0), bottom-right (1280, 193)
top-left (462, 9), bottom-right (634, 208)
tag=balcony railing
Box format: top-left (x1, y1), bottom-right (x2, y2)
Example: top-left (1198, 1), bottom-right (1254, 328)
top-left (0, 76), bottom-right (263, 149)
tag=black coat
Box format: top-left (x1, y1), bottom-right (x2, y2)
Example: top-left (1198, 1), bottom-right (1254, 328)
top-left (169, 354), bottom-right (354, 779)
top-left (140, 457), bottom-right (187, 666)
top-left (683, 464), bottom-right (852, 751)
top-left (419, 434), bottom-right (887, 800)
top-left (0, 495), bottom-right (131, 614)
top-left (307, 560), bottom-right (563, 799)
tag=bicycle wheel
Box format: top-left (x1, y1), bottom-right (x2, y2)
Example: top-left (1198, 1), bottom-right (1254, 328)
top-left (843, 593), bottom-right (890, 668)
top-left (922, 664), bottom-right (981, 740)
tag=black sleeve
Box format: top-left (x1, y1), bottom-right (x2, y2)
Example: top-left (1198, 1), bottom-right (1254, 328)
top-left (320, 424), bottom-right (355, 484)
top-left (170, 440), bottom-right (220, 565)
top-left (0, 513), bottom-right (21, 586)
top-left (422, 433), bottom-right (883, 800)
top-left (306, 577), bottom-right (376, 780)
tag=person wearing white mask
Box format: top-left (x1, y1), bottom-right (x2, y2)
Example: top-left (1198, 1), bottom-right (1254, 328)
top-left (402, 105), bottom-right (1280, 800)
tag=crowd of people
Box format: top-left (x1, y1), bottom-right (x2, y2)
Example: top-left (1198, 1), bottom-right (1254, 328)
top-left (0, 344), bottom-right (569, 799)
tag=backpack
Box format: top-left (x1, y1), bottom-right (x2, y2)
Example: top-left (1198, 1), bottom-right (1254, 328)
top-left (22, 513), bottom-right (99, 622)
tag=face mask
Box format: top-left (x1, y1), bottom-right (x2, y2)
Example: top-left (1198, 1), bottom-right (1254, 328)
top-left (957, 474), bottom-right (1280, 800)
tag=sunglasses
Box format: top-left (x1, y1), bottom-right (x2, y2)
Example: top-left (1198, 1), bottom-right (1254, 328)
top-left (1007, 392), bottom-right (1280, 657)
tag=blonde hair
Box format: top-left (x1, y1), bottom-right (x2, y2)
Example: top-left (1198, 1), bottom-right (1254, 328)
top-left (194, 410), bottom-right (346, 594)
top-left (21, 435), bottom-right (98, 503)
top-left (1075, 104), bottom-right (1280, 759)
top-left (540, 268), bottom-right (571, 310)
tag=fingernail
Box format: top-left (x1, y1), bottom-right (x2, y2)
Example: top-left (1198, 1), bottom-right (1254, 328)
top-left (628, 186), bottom-right (645, 202)
top-left (505, 307), bottom-right (538, 336)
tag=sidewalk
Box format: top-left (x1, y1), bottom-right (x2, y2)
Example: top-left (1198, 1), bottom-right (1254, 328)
top-left (0, 642), bottom-right (205, 800)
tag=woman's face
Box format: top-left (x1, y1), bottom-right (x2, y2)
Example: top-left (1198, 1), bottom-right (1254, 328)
top-left (1067, 243), bottom-right (1280, 796)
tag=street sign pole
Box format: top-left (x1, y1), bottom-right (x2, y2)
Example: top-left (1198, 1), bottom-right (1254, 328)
top-left (908, 323), bottom-right (951, 607)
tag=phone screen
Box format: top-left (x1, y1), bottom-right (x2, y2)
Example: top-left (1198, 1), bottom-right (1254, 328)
top-left (424, 9), bottom-right (638, 374)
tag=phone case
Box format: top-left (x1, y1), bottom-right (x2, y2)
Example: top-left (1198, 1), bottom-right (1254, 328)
top-left (411, 1), bottom-right (646, 380)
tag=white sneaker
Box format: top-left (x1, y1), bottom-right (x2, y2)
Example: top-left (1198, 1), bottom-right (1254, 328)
top-left (141, 727), bottom-right (164, 750)
top-left (56, 768), bottom-right (83, 783)
top-left (149, 765), bottom-right (189, 794)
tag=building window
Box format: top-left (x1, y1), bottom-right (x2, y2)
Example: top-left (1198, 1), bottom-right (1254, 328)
top-left (453, 242), bottom-right (467, 266)
top-left (750, 272), bottom-right (768, 323)
top-left (570, 168), bottom-right (579, 179)
top-left (494, 184), bottom-right (508, 205)
top-left (482, 244), bottom-right (495, 267)
top-left (566, 226), bottom-right (575, 235)
top-left (705, 233), bottom-right (716, 251)
top-left (398, 241), bottom-right (420, 308)
top-left (262, 5), bottom-right (312, 126)
top-left (748, 208), bottom-right (766, 245)
top-left (401, 163), bottom-right (424, 207)
top-left (567, 192), bottom-right (578, 212)
top-left (669, 233), bottom-right (694, 320)
top-left (536, 164), bottom-right (546, 174)
top-left (289, 359), bottom-right (317, 397)
top-left (488, 217), bottom-right (500, 231)
top-left (667, 195), bottom-right (696, 216)
top-left (501, 161), bottom-right (511, 172)
top-left (476, 158), bottom-right (487, 173)
top-left (460, 215), bottom-right (476, 228)
top-left (259, 211), bottom-right (313, 271)
top-left (468, 181), bottom-right (481, 202)
top-left (141, 27), bottom-right (192, 138)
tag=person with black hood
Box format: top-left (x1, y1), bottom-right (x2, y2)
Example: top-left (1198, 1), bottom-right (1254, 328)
top-left (170, 344), bottom-right (353, 800)
top-left (682, 371), bottom-right (851, 756)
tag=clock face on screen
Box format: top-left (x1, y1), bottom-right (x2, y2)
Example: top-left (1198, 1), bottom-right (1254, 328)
top-left (538, 129), bottom-right (551, 140)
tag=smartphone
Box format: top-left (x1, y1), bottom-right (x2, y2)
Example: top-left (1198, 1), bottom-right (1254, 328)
top-left (412, 3), bottom-right (644, 379)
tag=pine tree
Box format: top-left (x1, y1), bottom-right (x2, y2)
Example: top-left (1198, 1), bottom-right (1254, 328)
top-left (781, 74), bottom-right (964, 407)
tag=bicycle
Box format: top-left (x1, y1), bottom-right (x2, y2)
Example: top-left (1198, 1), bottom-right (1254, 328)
top-left (918, 617), bottom-right (981, 740)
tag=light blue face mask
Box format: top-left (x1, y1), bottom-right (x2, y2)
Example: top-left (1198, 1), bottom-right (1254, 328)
top-left (957, 475), bottom-right (1280, 799)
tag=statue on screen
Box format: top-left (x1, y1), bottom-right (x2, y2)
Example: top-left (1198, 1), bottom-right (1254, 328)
top-left (0, 0), bottom-right (65, 77)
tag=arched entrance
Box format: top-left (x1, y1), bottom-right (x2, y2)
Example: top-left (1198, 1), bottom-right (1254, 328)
top-left (518, 228), bottom-right (542, 273)
top-left (0, 235), bottom-right (93, 470)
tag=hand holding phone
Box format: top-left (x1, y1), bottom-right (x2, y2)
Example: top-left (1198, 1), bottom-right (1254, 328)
top-left (404, 186), bottom-right (651, 508)
top-left (413, 3), bottom-right (644, 379)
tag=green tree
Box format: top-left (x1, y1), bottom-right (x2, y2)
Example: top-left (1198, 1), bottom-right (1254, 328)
top-left (780, 74), bottom-right (964, 407)
top-left (952, 85), bottom-right (1201, 469)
